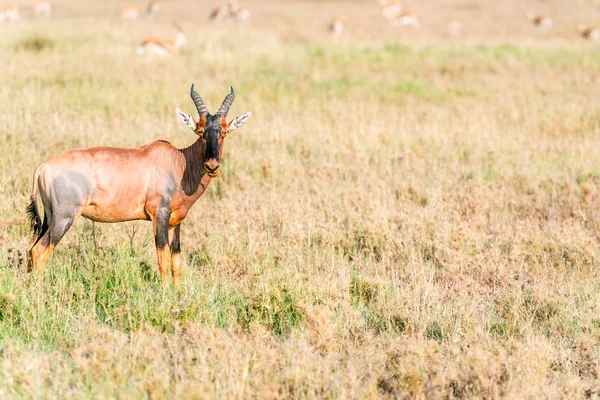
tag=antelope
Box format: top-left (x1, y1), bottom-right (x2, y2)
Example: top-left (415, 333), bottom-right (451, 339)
top-left (121, 5), bottom-right (139, 20)
top-left (26, 86), bottom-right (251, 288)
top-left (233, 7), bottom-right (250, 23)
top-left (209, 4), bottom-right (231, 21)
top-left (227, 0), bottom-right (250, 22)
top-left (378, 0), bottom-right (402, 22)
top-left (526, 12), bottom-right (552, 29)
top-left (447, 18), bottom-right (460, 35)
top-left (34, 1), bottom-right (51, 17)
top-left (137, 24), bottom-right (186, 56)
top-left (329, 17), bottom-right (344, 37)
top-left (578, 24), bottom-right (599, 40)
top-left (147, 0), bottom-right (159, 17)
top-left (0, 5), bottom-right (20, 22)
top-left (393, 12), bottom-right (419, 28)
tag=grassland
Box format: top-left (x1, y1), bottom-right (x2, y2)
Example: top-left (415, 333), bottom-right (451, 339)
top-left (1, 0), bottom-right (600, 398)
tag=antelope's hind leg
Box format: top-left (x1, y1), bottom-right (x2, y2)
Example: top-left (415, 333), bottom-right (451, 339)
top-left (30, 173), bottom-right (88, 279)
top-left (30, 213), bottom-right (79, 279)
top-left (27, 214), bottom-right (49, 273)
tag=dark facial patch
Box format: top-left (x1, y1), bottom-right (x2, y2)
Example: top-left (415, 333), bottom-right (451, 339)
top-left (203, 114), bottom-right (222, 160)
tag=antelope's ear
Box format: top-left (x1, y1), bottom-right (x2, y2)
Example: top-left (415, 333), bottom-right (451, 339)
top-left (228, 112), bottom-right (252, 132)
top-left (176, 108), bottom-right (196, 131)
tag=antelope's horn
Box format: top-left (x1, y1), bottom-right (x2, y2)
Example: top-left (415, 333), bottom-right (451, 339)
top-left (217, 87), bottom-right (235, 117)
top-left (190, 84), bottom-right (208, 117)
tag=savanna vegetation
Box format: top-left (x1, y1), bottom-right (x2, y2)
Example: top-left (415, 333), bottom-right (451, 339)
top-left (1, 0), bottom-right (600, 398)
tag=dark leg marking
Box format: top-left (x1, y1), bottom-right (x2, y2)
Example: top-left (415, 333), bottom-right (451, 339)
top-left (170, 224), bottom-right (182, 288)
top-left (154, 207), bottom-right (172, 287)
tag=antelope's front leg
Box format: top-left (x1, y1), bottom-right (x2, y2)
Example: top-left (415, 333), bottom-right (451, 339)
top-left (153, 208), bottom-right (172, 288)
top-left (169, 224), bottom-right (182, 288)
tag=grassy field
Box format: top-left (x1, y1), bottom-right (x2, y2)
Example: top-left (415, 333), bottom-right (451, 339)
top-left (1, 0), bottom-right (600, 398)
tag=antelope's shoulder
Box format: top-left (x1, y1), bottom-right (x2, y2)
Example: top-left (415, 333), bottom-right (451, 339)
top-left (140, 140), bottom-right (180, 155)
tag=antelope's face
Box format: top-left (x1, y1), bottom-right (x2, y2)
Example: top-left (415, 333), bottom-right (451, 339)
top-left (197, 114), bottom-right (227, 177)
top-left (176, 85), bottom-right (251, 178)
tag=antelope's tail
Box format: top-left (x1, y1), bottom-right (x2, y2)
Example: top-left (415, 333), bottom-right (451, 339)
top-left (26, 166), bottom-right (43, 238)
top-left (26, 196), bottom-right (42, 238)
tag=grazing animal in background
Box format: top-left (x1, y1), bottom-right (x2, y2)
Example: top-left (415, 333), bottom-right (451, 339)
top-left (527, 12), bottom-right (552, 29)
top-left (121, 5), bottom-right (140, 20)
top-left (228, 0), bottom-right (241, 13)
top-left (210, 1), bottom-right (250, 22)
top-left (329, 17), bottom-right (344, 37)
top-left (26, 85), bottom-right (252, 288)
top-left (146, 0), bottom-right (159, 17)
top-left (228, 0), bottom-right (250, 22)
top-left (209, 4), bottom-right (231, 20)
top-left (379, 0), bottom-right (402, 22)
top-left (137, 23), bottom-right (186, 56)
top-left (34, 1), bottom-right (51, 17)
top-left (393, 12), bottom-right (419, 28)
top-left (232, 6), bottom-right (250, 23)
top-left (377, 0), bottom-right (418, 29)
top-left (578, 24), bottom-right (599, 40)
top-left (0, 5), bottom-right (20, 22)
top-left (447, 18), bottom-right (460, 35)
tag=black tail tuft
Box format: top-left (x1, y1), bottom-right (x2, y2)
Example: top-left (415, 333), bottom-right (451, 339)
top-left (26, 196), bottom-right (42, 238)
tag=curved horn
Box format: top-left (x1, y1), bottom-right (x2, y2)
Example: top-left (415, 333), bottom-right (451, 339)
top-left (217, 86), bottom-right (235, 117)
top-left (190, 84), bottom-right (208, 117)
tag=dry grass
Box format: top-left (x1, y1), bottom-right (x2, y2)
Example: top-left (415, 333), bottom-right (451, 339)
top-left (1, 0), bottom-right (600, 398)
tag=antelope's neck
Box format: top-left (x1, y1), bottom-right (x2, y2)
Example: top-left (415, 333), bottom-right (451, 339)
top-left (178, 140), bottom-right (211, 200)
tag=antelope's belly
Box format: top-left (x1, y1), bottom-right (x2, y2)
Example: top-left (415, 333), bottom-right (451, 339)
top-left (82, 179), bottom-right (149, 222)
top-left (146, 44), bottom-right (171, 56)
top-left (82, 203), bottom-right (148, 222)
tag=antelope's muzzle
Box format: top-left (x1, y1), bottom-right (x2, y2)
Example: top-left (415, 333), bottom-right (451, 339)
top-left (204, 159), bottom-right (220, 177)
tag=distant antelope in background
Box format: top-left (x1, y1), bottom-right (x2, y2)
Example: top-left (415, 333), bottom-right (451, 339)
top-left (146, 0), bottom-right (159, 17)
top-left (329, 17), bottom-right (344, 37)
top-left (526, 12), bottom-right (552, 29)
top-left (121, 5), bottom-right (139, 20)
top-left (233, 7), bottom-right (250, 22)
top-left (209, 4), bottom-right (231, 21)
top-left (121, 1), bottom-right (158, 20)
top-left (393, 12), bottom-right (420, 28)
top-left (137, 23), bottom-right (186, 56)
top-left (209, 1), bottom-right (250, 22)
top-left (26, 85), bottom-right (252, 288)
top-left (228, 0), bottom-right (250, 22)
top-left (34, 1), bottom-right (51, 17)
top-left (447, 18), bottom-right (460, 35)
top-left (578, 24), bottom-right (599, 40)
top-left (0, 5), bottom-right (20, 22)
top-left (378, 0), bottom-right (402, 22)
top-left (377, 0), bottom-right (419, 29)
